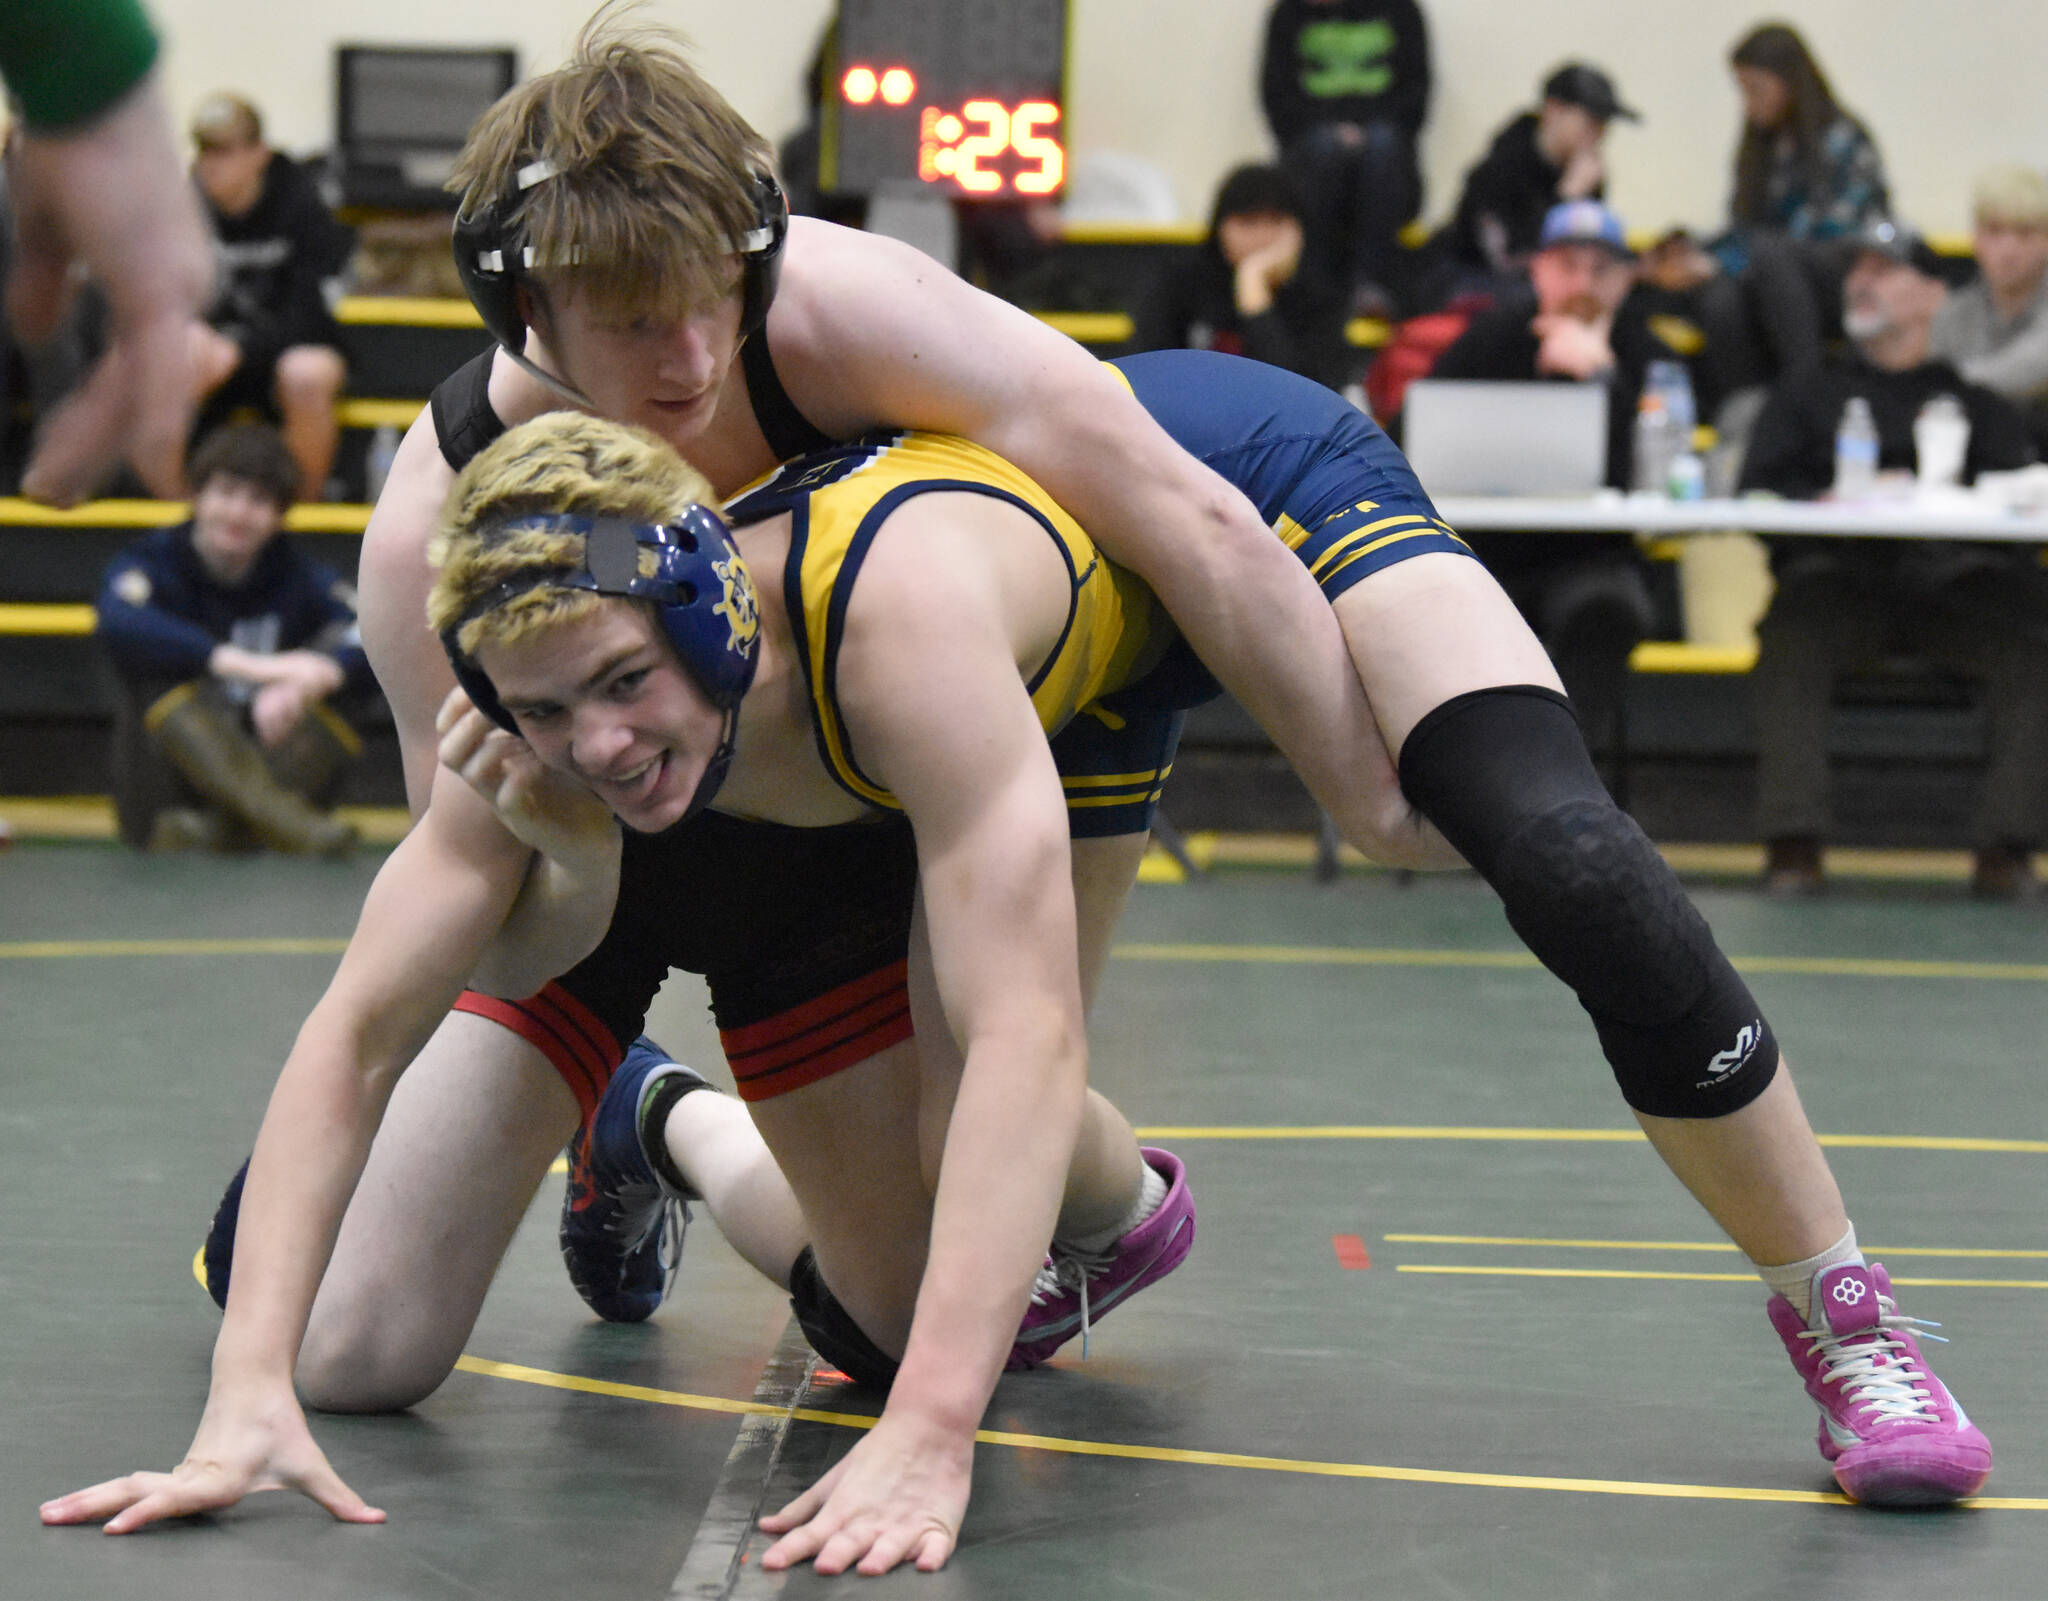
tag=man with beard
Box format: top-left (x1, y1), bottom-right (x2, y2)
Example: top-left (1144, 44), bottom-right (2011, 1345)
top-left (1740, 218), bottom-right (2043, 897)
top-left (1420, 199), bottom-right (1675, 769)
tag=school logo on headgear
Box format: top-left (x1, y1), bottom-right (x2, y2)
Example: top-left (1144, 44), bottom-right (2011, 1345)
top-left (712, 554), bottom-right (759, 657)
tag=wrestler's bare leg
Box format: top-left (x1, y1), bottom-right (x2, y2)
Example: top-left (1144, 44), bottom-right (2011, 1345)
top-left (295, 1009), bottom-right (808, 1411)
top-left (1329, 553), bottom-right (1848, 1265)
top-left (295, 1012), bottom-right (577, 1411)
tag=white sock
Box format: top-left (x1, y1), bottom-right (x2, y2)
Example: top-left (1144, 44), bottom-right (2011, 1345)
top-left (1756, 1224), bottom-right (1863, 1323)
top-left (1056, 1159), bottom-right (1168, 1256)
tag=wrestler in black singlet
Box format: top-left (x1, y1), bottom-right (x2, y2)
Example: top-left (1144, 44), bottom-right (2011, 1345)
top-left (432, 341), bottom-right (921, 1103)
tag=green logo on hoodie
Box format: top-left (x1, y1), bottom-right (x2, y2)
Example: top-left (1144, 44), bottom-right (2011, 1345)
top-left (1298, 20), bottom-right (1397, 98)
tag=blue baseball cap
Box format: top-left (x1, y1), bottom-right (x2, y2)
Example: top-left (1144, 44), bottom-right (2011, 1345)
top-left (1538, 199), bottom-right (1633, 259)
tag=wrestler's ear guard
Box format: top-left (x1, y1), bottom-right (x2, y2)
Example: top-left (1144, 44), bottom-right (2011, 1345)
top-left (437, 509), bottom-right (760, 819)
top-left (452, 166), bottom-right (789, 406)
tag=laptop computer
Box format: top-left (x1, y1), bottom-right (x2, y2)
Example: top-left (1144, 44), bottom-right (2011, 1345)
top-left (1401, 379), bottom-right (1609, 497)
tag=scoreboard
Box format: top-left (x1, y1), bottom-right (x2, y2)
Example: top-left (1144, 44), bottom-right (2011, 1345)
top-left (822, 0), bottom-right (1069, 200)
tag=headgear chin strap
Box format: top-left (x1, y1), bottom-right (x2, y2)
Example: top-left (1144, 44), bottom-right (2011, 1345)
top-left (452, 162), bottom-right (789, 407)
top-left (440, 506), bottom-right (761, 823)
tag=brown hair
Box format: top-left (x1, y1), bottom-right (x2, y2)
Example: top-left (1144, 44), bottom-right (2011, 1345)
top-left (448, 4), bottom-right (773, 323)
top-left (427, 411), bottom-right (713, 655)
top-left (188, 422), bottom-right (299, 511)
top-left (1728, 23), bottom-right (1864, 229)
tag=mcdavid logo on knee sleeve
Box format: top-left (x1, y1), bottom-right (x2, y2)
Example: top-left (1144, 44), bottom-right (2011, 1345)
top-left (1700, 1019), bottom-right (1765, 1085)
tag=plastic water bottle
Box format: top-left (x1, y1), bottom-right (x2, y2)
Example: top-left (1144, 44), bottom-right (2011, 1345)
top-left (1833, 395), bottom-right (1879, 500)
top-left (1648, 359), bottom-right (1697, 436)
top-left (365, 423), bottom-right (401, 504)
top-left (1667, 448), bottom-right (1706, 501)
top-left (1633, 391), bottom-right (1678, 495)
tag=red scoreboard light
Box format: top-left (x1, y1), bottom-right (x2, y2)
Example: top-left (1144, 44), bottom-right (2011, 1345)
top-left (824, 0), bottom-right (1069, 201)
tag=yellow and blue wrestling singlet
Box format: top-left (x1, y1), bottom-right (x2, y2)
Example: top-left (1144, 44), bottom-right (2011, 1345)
top-left (1106, 348), bottom-right (1472, 603)
top-left (724, 349), bottom-right (1474, 838)
top-left (726, 430), bottom-right (1182, 837)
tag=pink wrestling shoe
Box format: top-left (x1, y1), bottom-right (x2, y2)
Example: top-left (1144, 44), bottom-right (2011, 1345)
top-left (1008, 1147), bottom-right (1195, 1370)
top-left (1768, 1261), bottom-right (1992, 1506)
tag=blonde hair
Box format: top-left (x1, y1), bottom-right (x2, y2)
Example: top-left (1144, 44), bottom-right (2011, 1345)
top-left (449, 3), bottom-right (773, 322)
top-left (1972, 165), bottom-right (2048, 230)
top-left (191, 92), bottom-right (262, 150)
top-left (427, 411), bottom-right (715, 656)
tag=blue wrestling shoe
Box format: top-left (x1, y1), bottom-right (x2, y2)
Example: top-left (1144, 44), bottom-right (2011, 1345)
top-left (560, 1039), bottom-right (709, 1323)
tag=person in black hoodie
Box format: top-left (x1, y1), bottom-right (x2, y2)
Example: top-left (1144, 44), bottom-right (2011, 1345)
top-left (1134, 163), bottom-right (1350, 391)
top-left (1258, 0), bottom-right (1429, 310)
top-left (1439, 62), bottom-right (1638, 296)
top-left (189, 93), bottom-right (354, 499)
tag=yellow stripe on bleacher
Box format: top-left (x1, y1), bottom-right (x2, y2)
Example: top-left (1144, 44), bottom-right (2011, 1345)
top-left (1036, 311), bottom-right (1134, 343)
top-left (0, 498), bottom-right (371, 534)
top-left (334, 296), bottom-right (485, 328)
top-left (335, 398), bottom-right (425, 430)
top-left (1057, 222), bottom-right (1206, 246)
top-left (0, 603), bottom-right (94, 635)
top-left (1628, 641), bottom-right (1758, 674)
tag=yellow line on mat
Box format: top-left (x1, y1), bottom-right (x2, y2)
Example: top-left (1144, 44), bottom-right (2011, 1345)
top-left (8, 933), bottom-right (2043, 986)
top-left (1130, 1126), bottom-right (2048, 1153)
top-left (0, 936), bottom-right (348, 958)
top-left (1111, 943), bottom-right (2048, 982)
top-left (1386, 1234), bottom-right (2048, 1259)
top-left (452, 1354), bottom-right (2047, 1509)
top-left (1396, 1265), bottom-right (2048, 1290)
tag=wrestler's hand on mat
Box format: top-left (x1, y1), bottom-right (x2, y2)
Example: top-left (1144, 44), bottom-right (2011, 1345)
top-left (39, 1384), bottom-right (385, 1532)
top-left (757, 1410), bottom-right (973, 1576)
top-left (435, 687), bottom-right (616, 867)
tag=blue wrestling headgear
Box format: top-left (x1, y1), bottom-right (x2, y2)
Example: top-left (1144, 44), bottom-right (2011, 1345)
top-left (440, 506), bottom-right (761, 820)
top-left (452, 164), bottom-right (788, 407)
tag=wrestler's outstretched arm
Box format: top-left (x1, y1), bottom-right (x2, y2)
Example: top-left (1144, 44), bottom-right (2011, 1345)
top-left (758, 505), bottom-right (1088, 1577)
top-left (39, 760), bottom-right (583, 1533)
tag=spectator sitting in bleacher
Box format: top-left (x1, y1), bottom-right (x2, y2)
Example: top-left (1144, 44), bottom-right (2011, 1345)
top-left (95, 423), bottom-right (370, 856)
top-left (1931, 165), bottom-right (2048, 453)
top-left (1436, 62), bottom-right (1639, 297)
top-left (1416, 199), bottom-right (1682, 784)
top-left (1654, 23), bottom-right (1892, 405)
top-left (1739, 219), bottom-right (2045, 899)
top-left (188, 93), bottom-right (353, 502)
top-left (1132, 163), bottom-right (1349, 391)
top-left (1259, 0), bottom-right (1429, 315)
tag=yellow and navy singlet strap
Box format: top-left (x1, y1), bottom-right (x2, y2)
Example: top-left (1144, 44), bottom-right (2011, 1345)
top-left (1105, 348), bottom-right (1476, 600)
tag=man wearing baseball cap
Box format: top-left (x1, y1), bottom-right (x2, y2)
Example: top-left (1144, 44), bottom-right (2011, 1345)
top-left (1441, 61), bottom-right (1641, 288)
top-left (1424, 197), bottom-right (1672, 783)
top-left (1741, 216), bottom-right (2045, 898)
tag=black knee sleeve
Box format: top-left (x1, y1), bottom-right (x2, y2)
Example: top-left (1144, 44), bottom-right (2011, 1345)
top-left (787, 1247), bottom-right (901, 1391)
top-left (1398, 686), bottom-right (1778, 1118)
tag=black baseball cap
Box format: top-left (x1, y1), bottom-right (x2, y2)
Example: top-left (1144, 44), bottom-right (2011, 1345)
top-left (1850, 217), bottom-right (1946, 279)
top-left (1542, 62), bottom-right (1640, 124)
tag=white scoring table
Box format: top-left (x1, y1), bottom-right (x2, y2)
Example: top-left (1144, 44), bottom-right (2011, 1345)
top-left (1431, 494), bottom-right (2048, 544)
